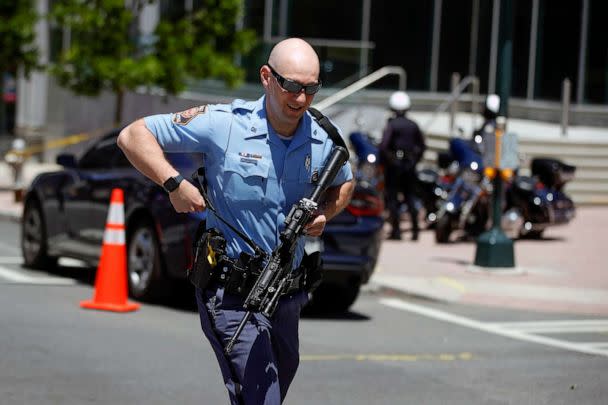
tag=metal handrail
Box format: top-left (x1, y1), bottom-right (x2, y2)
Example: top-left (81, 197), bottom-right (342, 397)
top-left (314, 66), bottom-right (406, 112)
top-left (423, 75), bottom-right (480, 133)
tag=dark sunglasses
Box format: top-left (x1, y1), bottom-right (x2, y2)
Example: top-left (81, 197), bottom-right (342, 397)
top-left (267, 64), bottom-right (322, 95)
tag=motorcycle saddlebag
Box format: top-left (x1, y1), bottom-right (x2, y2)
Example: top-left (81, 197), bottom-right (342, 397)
top-left (531, 158), bottom-right (576, 188)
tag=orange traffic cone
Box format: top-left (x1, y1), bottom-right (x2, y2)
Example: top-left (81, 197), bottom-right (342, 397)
top-left (80, 188), bottom-right (140, 312)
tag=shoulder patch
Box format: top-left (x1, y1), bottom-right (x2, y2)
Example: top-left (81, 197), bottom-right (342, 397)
top-left (172, 105), bottom-right (207, 125)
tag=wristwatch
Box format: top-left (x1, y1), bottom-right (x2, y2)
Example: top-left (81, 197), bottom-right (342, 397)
top-left (162, 174), bottom-right (184, 193)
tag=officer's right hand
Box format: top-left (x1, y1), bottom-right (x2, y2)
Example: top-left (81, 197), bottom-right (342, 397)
top-left (169, 181), bottom-right (207, 213)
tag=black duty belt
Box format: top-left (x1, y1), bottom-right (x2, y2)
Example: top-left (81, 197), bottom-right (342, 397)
top-left (209, 260), bottom-right (305, 298)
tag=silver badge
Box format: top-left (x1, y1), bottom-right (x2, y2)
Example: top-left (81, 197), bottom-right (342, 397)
top-left (305, 155), bottom-right (311, 172)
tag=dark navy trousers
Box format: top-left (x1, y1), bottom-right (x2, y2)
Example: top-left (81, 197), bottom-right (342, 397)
top-left (195, 286), bottom-right (309, 405)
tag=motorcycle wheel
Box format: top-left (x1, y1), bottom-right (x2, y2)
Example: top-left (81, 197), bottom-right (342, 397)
top-left (435, 214), bottom-right (452, 244)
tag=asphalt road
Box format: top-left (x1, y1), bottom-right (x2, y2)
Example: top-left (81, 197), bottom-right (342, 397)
top-left (1, 219), bottom-right (607, 405)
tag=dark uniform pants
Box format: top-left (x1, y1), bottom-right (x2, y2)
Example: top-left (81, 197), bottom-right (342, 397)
top-left (385, 166), bottom-right (419, 237)
top-left (196, 286), bottom-right (309, 405)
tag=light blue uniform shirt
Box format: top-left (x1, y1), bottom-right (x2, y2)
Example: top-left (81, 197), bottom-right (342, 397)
top-left (144, 96), bottom-right (353, 270)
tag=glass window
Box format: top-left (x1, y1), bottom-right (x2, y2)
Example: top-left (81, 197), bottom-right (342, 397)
top-left (510, 0), bottom-right (532, 98)
top-left (585, 0), bottom-right (608, 104)
top-left (535, 0), bottom-right (582, 100)
top-left (369, 0), bottom-right (434, 91)
top-left (79, 135), bottom-right (125, 169)
top-left (288, 0), bottom-right (362, 40)
top-left (437, 0), bottom-right (473, 92)
top-left (474, 0), bottom-right (494, 95)
top-left (242, 0), bottom-right (265, 36)
top-left (160, 0), bottom-right (185, 22)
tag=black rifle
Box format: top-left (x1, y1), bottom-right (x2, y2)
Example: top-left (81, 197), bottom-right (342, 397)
top-left (224, 146), bottom-right (349, 354)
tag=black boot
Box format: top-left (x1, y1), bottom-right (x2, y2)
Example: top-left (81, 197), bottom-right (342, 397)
top-left (389, 229), bottom-right (402, 240)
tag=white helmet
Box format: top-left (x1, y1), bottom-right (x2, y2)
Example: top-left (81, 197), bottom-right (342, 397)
top-left (389, 91), bottom-right (411, 112)
top-left (485, 94), bottom-right (500, 114)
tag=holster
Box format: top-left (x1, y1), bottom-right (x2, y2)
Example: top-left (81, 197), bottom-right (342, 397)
top-left (187, 225), bottom-right (225, 290)
top-left (299, 251), bottom-right (323, 293)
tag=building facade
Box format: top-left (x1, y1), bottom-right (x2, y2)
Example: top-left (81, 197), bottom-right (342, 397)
top-left (15, 0), bottom-right (608, 139)
top-left (238, 0), bottom-right (607, 104)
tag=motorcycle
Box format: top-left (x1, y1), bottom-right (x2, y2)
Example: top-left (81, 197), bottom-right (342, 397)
top-left (503, 157), bottom-right (576, 239)
top-left (348, 130), bottom-right (384, 192)
top-left (434, 137), bottom-right (491, 243)
top-left (348, 130), bottom-right (448, 227)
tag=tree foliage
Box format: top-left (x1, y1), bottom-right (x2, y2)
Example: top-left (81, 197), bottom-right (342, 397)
top-left (0, 0), bottom-right (39, 75)
top-left (0, 0), bottom-right (39, 133)
top-left (153, 0), bottom-right (257, 94)
top-left (50, 0), bottom-right (256, 123)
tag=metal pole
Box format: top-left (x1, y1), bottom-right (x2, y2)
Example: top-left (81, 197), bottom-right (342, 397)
top-left (561, 78), bottom-right (571, 136)
top-left (450, 72), bottom-right (461, 133)
top-left (469, 0), bottom-right (480, 77)
top-left (576, 0), bottom-right (590, 104)
top-left (474, 116), bottom-right (515, 268)
top-left (472, 77), bottom-right (480, 131)
top-left (430, 0), bottom-right (442, 91)
top-left (488, 0), bottom-right (501, 93)
top-left (359, 0), bottom-right (371, 78)
top-left (263, 0), bottom-right (273, 43)
top-left (526, 0), bottom-right (539, 100)
top-left (278, 0), bottom-right (288, 37)
top-left (497, 0), bottom-right (512, 117)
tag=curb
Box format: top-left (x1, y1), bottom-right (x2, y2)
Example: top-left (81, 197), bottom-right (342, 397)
top-left (0, 211), bottom-right (21, 224)
top-left (362, 281), bottom-right (453, 304)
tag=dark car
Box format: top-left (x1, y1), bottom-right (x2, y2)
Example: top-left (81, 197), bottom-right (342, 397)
top-left (21, 130), bottom-right (384, 312)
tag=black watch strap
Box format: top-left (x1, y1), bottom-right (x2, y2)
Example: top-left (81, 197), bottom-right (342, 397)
top-left (163, 174), bottom-right (184, 193)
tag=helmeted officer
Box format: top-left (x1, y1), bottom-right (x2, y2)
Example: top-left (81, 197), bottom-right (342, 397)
top-left (118, 38), bottom-right (354, 405)
top-left (473, 94), bottom-right (500, 142)
top-left (379, 91), bottom-right (426, 241)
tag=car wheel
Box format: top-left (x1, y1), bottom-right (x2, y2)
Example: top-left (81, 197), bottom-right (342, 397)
top-left (435, 214), bottom-right (452, 243)
top-left (306, 282), bottom-right (361, 314)
top-left (127, 219), bottom-right (164, 301)
top-left (21, 199), bottom-right (57, 269)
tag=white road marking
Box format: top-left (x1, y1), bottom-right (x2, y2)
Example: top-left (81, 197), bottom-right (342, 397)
top-left (380, 298), bottom-right (608, 358)
top-left (488, 320), bottom-right (608, 334)
top-left (578, 342), bottom-right (608, 349)
top-left (0, 265), bottom-right (76, 285)
top-left (0, 256), bottom-right (23, 264)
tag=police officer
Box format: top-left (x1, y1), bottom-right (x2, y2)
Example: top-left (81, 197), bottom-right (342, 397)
top-left (379, 91), bottom-right (426, 241)
top-left (117, 38), bottom-right (353, 405)
top-left (473, 94), bottom-right (500, 142)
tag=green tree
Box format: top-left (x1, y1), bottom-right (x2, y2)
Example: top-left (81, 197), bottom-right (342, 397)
top-left (0, 0), bottom-right (39, 135)
top-left (50, 0), bottom-right (256, 125)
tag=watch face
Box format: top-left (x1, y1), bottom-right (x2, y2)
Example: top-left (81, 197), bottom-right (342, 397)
top-left (163, 175), bottom-right (183, 192)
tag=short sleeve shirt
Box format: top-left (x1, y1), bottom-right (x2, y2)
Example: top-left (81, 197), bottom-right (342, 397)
top-left (144, 96), bottom-right (353, 269)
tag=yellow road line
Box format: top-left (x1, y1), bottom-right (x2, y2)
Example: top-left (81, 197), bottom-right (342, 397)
top-left (436, 276), bottom-right (467, 293)
top-left (300, 352), bottom-right (474, 362)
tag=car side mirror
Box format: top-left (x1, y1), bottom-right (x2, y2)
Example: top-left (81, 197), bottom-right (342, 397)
top-left (56, 153), bottom-right (77, 168)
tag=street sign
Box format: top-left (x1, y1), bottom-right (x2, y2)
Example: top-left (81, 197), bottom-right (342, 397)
top-left (482, 131), bottom-right (519, 170)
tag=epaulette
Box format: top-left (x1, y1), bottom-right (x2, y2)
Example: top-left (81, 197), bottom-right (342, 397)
top-left (230, 99), bottom-right (256, 113)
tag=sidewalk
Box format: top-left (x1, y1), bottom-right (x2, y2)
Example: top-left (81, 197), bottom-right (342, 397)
top-left (1, 161), bottom-right (607, 316)
top-left (371, 207), bottom-right (608, 315)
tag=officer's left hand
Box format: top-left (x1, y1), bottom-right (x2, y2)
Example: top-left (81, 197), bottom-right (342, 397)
top-left (304, 213), bottom-right (327, 237)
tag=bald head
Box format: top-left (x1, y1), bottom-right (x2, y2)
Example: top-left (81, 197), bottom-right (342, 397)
top-left (268, 38), bottom-right (320, 80)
